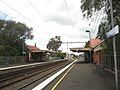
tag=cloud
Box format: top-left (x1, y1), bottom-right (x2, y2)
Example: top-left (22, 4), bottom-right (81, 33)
top-left (48, 14), bottom-right (71, 26)
top-left (58, 2), bottom-right (74, 12)
top-left (0, 0), bottom-right (100, 53)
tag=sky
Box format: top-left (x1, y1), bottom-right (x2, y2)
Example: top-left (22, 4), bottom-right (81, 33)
top-left (0, 0), bottom-right (103, 54)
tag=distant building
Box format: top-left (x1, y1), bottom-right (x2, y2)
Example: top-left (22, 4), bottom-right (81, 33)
top-left (26, 45), bottom-right (44, 62)
top-left (26, 45), bottom-right (55, 62)
top-left (87, 38), bottom-right (102, 63)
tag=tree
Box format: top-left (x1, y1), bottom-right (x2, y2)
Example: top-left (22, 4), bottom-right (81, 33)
top-left (0, 19), bottom-right (34, 56)
top-left (80, 0), bottom-right (120, 48)
top-left (96, 21), bottom-right (108, 40)
top-left (56, 51), bottom-right (66, 59)
top-left (47, 36), bottom-right (62, 52)
top-left (81, 0), bottom-right (120, 32)
top-left (81, 0), bottom-right (120, 68)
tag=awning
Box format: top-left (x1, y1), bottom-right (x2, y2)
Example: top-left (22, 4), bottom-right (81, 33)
top-left (70, 47), bottom-right (91, 52)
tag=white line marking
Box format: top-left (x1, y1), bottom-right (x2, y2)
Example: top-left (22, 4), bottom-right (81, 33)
top-left (0, 60), bottom-right (65, 71)
top-left (0, 62), bottom-right (45, 71)
top-left (32, 60), bottom-right (77, 90)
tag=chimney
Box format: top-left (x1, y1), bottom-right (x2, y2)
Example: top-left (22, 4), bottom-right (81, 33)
top-left (35, 43), bottom-right (36, 47)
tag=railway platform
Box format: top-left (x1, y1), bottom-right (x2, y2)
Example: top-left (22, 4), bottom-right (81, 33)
top-left (42, 60), bottom-right (118, 90)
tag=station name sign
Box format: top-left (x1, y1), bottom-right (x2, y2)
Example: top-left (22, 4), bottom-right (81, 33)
top-left (107, 25), bottom-right (119, 38)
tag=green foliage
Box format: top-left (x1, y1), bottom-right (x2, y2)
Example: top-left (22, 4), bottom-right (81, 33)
top-left (56, 51), bottom-right (66, 59)
top-left (70, 53), bottom-right (78, 59)
top-left (0, 45), bottom-right (19, 56)
top-left (0, 19), bottom-right (34, 56)
top-left (47, 36), bottom-right (62, 52)
top-left (97, 21), bottom-right (109, 40)
top-left (81, 0), bottom-right (120, 46)
top-left (81, 0), bottom-right (120, 28)
top-left (81, 0), bottom-right (105, 18)
top-left (81, 0), bottom-right (120, 69)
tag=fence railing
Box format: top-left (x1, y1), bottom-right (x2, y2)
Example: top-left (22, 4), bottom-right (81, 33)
top-left (0, 56), bottom-right (26, 67)
top-left (102, 55), bottom-right (120, 72)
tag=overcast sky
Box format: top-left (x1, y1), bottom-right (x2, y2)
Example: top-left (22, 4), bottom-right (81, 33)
top-left (0, 0), bottom-right (103, 53)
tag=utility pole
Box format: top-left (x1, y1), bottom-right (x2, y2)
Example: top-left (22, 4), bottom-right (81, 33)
top-left (109, 0), bottom-right (118, 90)
top-left (86, 30), bottom-right (92, 63)
top-left (22, 38), bottom-right (25, 61)
top-left (22, 37), bottom-right (26, 61)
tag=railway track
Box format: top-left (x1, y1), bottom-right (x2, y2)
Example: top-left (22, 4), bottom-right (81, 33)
top-left (0, 60), bottom-right (71, 90)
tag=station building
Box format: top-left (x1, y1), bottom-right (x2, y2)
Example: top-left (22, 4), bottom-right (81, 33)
top-left (26, 45), bottom-right (55, 62)
top-left (70, 38), bottom-right (102, 64)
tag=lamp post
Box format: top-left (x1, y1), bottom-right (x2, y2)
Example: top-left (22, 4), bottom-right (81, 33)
top-left (109, 0), bottom-right (118, 90)
top-left (86, 30), bottom-right (92, 63)
top-left (22, 37), bottom-right (26, 61)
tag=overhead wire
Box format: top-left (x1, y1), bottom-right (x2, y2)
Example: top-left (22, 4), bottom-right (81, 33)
top-left (89, 11), bottom-right (99, 38)
top-left (0, 0), bottom-right (48, 32)
top-left (0, 0), bottom-right (35, 25)
top-left (92, 10), bottom-right (103, 37)
top-left (88, 9), bottom-right (103, 38)
top-left (63, 0), bottom-right (74, 27)
top-left (27, 0), bottom-right (48, 22)
top-left (0, 11), bottom-right (13, 19)
top-left (63, 0), bottom-right (82, 49)
top-left (27, 0), bottom-right (57, 31)
top-left (27, 0), bottom-right (61, 38)
top-left (0, 0), bottom-right (52, 46)
top-left (27, 1), bottom-right (83, 46)
top-left (0, 0), bottom-right (83, 49)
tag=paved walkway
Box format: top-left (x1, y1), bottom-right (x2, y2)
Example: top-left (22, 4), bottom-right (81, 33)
top-left (45, 60), bottom-right (119, 90)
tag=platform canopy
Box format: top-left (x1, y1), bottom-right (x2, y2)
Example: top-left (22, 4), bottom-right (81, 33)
top-left (70, 47), bottom-right (91, 52)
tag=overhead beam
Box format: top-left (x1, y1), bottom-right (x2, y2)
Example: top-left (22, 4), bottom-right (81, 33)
top-left (62, 42), bottom-right (86, 44)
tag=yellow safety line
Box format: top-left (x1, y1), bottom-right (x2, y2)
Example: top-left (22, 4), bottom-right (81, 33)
top-left (51, 64), bottom-right (75, 90)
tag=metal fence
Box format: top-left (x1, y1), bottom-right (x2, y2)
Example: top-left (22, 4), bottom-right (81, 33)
top-left (102, 55), bottom-right (120, 72)
top-left (0, 56), bottom-right (25, 67)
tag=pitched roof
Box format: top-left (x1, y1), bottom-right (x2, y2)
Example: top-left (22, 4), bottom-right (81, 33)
top-left (26, 45), bottom-right (41, 52)
top-left (26, 45), bottom-right (55, 53)
top-left (90, 39), bottom-right (101, 48)
top-left (70, 39), bottom-right (102, 52)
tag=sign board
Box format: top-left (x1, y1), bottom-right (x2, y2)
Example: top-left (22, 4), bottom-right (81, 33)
top-left (22, 52), bottom-right (26, 54)
top-left (107, 25), bottom-right (119, 38)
